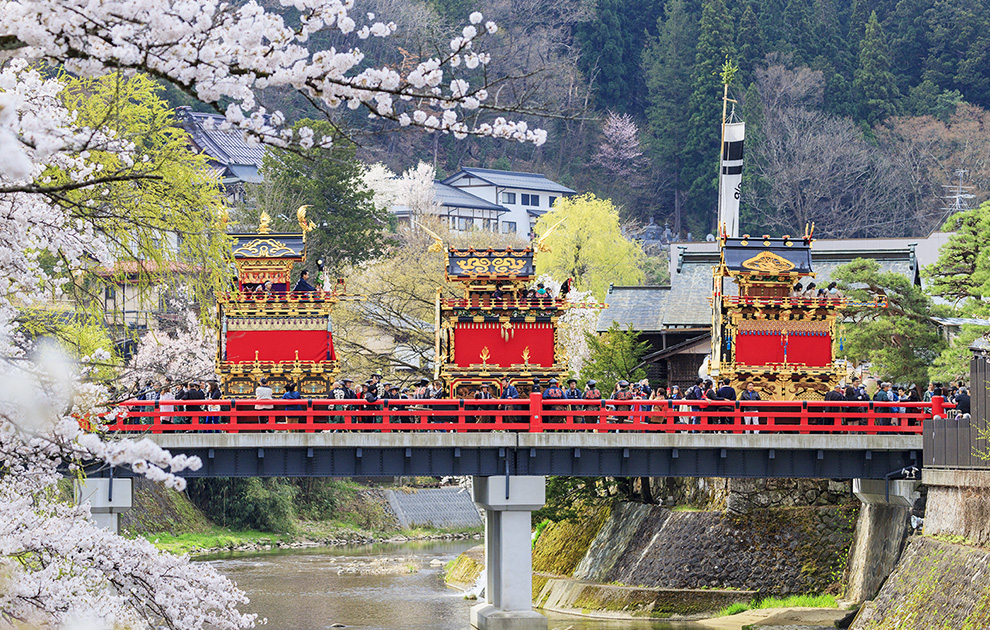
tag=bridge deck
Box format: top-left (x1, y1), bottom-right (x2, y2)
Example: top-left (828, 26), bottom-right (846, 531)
top-left (122, 432), bottom-right (922, 480)
top-left (99, 397), bottom-right (938, 478)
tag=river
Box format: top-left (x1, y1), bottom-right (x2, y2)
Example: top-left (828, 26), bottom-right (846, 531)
top-left (207, 540), bottom-right (707, 630)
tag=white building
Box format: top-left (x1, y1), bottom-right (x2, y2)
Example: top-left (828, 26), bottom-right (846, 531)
top-left (441, 167), bottom-right (575, 237)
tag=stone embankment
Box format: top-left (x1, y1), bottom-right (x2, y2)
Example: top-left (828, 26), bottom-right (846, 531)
top-left (447, 486), bottom-right (858, 619)
top-left (851, 536), bottom-right (990, 629)
top-left (544, 501), bottom-right (856, 595)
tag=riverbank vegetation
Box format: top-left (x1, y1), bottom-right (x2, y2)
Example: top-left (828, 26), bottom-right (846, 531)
top-left (124, 478), bottom-right (481, 554)
top-left (717, 593), bottom-right (838, 617)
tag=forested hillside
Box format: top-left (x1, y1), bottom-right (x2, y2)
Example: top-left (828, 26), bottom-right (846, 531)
top-left (173, 0), bottom-right (990, 240)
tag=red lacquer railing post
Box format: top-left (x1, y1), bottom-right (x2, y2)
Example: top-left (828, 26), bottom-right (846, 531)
top-left (530, 392), bottom-right (544, 433)
top-left (932, 395), bottom-right (945, 418)
top-left (151, 399), bottom-right (162, 434)
top-left (305, 398), bottom-right (315, 433)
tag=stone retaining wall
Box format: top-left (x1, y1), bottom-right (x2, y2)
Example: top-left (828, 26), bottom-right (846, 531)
top-left (852, 536), bottom-right (990, 629)
top-left (574, 502), bottom-right (857, 594)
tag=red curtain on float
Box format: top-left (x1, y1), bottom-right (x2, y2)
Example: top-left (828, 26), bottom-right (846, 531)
top-left (733, 332), bottom-right (831, 367)
top-left (453, 323), bottom-right (555, 367)
top-left (734, 332), bottom-right (783, 364)
top-left (225, 330), bottom-right (335, 362)
top-left (786, 333), bottom-right (832, 366)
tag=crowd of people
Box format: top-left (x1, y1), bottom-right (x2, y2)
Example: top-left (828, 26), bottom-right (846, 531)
top-left (122, 370), bottom-right (969, 428)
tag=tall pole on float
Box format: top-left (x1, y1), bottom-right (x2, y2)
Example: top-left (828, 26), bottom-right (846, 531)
top-left (711, 59), bottom-right (739, 379)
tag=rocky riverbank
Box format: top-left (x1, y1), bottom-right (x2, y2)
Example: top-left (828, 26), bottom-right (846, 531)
top-left (175, 530), bottom-right (483, 556)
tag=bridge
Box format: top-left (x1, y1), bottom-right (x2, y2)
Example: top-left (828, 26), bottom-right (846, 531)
top-left (92, 395), bottom-right (943, 630)
top-left (102, 394), bottom-right (935, 479)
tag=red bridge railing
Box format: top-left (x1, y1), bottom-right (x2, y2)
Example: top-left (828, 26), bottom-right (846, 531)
top-left (103, 395), bottom-right (947, 435)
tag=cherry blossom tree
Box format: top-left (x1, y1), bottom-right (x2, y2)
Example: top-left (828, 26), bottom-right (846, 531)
top-left (129, 310), bottom-right (218, 385)
top-left (0, 3), bottom-right (551, 627)
top-left (0, 345), bottom-right (256, 629)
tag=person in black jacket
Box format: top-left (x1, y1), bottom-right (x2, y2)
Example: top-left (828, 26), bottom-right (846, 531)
top-left (956, 387), bottom-right (971, 415)
top-left (823, 383), bottom-right (845, 426)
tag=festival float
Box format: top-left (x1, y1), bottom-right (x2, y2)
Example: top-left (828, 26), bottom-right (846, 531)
top-left (431, 229), bottom-right (603, 398)
top-left (216, 208), bottom-right (345, 396)
top-left (707, 67), bottom-right (884, 400)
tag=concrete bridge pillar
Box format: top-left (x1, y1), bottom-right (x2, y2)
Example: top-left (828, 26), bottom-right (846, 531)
top-left (470, 475), bottom-right (547, 630)
top-left (74, 478), bottom-right (133, 534)
top-left (845, 478), bottom-right (919, 603)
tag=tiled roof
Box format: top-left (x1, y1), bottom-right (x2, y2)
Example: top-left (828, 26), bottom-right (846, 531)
top-left (434, 182), bottom-right (507, 212)
top-left (597, 286), bottom-right (670, 332)
top-left (601, 241), bottom-right (926, 333)
top-left (932, 317), bottom-right (990, 327)
top-left (442, 167), bottom-right (575, 194)
top-left (175, 108), bottom-right (266, 182)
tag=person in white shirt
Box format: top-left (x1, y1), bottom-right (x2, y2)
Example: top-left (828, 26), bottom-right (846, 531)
top-left (255, 378), bottom-right (274, 425)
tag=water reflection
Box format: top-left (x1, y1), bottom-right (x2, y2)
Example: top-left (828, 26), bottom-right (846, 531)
top-left (207, 541), bottom-right (706, 630)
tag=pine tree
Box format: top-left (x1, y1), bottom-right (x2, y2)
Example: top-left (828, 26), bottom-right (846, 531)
top-left (683, 0), bottom-right (735, 235)
top-left (854, 11), bottom-right (900, 127)
top-left (644, 0), bottom-right (698, 235)
top-left (736, 3), bottom-right (765, 85)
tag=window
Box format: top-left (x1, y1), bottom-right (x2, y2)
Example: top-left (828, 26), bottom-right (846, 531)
top-left (500, 191), bottom-right (516, 204)
top-left (549, 196), bottom-right (557, 208)
top-left (457, 217), bottom-right (474, 231)
top-left (521, 193), bottom-right (540, 207)
top-left (502, 221), bottom-right (517, 234)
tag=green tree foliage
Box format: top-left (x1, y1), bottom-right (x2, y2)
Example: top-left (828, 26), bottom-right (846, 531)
top-left (832, 259), bottom-right (945, 385)
top-left (683, 0), bottom-right (735, 235)
top-left (643, 0), bottom-right (698, 234)
top-left (924, 205), bottom-right (990, 309)
top-left (735, 3), bottom-right (766, 84)
top-left (186, 478), bottom-right (298, 534)
top-left (533, 194), bottom-right (645, 300)
top-left (783, 0), bottom-right (816, 64)
top-left (260, 120), bottom-right (388, 272)
top-left (929, 326), bottom-right (982, 385)
top-left (579, 321), bottom-right (650, 394)
top-left (577, 0), bottom-right (661, 114)
top-left (923, 0), bottom-right (990, 107)
top-left (52, 72), bottom-right (229, 313)
top-left (854, 12), bottom-right (901, 127)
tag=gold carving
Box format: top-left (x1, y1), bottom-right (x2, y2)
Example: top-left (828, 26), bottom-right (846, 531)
top-left (233, 238), bottom-right (297, 258)
top-left (455, 257), bottom-right (528, 275)
top-left (480, 346), bottom-right (491, 365)
top-left (741, 250), bottom-right (796, 273)
top-left (259, 211), bottom-right (272, 234)
top-left (227, 316), bottom-right (328, 331)
top-left (296, 205), bottom-right (314, 233)
top-left (521, 346), bottom-right (531, 365)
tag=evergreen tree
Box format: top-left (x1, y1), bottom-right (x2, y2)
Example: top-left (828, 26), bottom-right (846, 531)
top-left (845, 0), bottom-right (871, 55)
top-left (854, 11), bottom-right (900, 127)
top-left (576, 0), bottom-right (633, 112)
top-left (577, 0), bottom-right (662, 114)
top-left (683, 0), bottom-right (735, 235)
top-left (888, 0), bottom-right (935, 91)
top-left (922, 0), bottom-right (990, 106)
top-left (643, 0), bottom-right (698, 235)
top-left (758, 0), bottom-right (786, 51)
top-left (783, 0), bottom-right (816, 64)
top-left (735, 3), bottom-right (765, 85)
top-left (261, 120), bottom-right (388, 271)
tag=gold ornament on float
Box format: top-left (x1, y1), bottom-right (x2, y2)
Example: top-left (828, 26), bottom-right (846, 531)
top-left (741, 251), bottom-right (796, 273)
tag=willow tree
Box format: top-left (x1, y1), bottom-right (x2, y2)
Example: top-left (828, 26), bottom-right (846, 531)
top-left (533, 193), bottom-right (645, 301)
